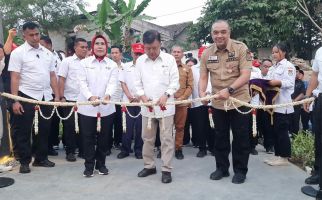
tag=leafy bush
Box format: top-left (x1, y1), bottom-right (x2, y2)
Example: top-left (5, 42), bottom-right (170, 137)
top-left (291, 130), bottom-right (315, 168)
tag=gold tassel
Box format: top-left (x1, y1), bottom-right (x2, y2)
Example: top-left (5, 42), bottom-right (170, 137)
top-left (34, 105), bottom-right (39, 135)
top-left (74, 106), bottom-right (79, 134)
top-left (208, 107), bottom-right (215, 129)
top-left (252, 109), bottom-right (257, 138)
top-left (122, 106), bottom-right (127, 133)
top-left (97, 112), bottom-right (101, 133)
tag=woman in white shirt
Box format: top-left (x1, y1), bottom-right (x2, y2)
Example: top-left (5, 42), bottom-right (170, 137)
top-left (77, 35), bottom-right (118, 177)
top-left (265, 42), bottom-right (295, 166)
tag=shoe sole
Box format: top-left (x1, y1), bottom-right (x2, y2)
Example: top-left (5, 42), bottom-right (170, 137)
top-left (98, 171), bottom-right (109, 175)
top-left (83, 174), bottom-right (94, 177)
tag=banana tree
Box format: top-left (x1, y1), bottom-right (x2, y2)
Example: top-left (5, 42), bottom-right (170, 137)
top-left (77, 0), bottom-right (154, 51)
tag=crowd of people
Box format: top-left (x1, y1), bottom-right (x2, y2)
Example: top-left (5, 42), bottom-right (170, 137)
top-left (0, 19), bottom-right (321, 186)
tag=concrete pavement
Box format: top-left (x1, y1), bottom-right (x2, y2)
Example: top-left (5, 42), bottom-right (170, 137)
top-left (0, 145), bottom-right (314, 200)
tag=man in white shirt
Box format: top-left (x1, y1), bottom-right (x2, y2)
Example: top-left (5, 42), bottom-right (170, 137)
top-left (110, 45), bottom-right (124, 152)
top-left (256, 59), bottom-right (274, 154)
top-left (135, 30), bottom-right (179, 183)
top-left (58, 38), bottom-right (88, 162)
top-left (303, 47), bottom-right (322, 185)
top-left (8, 22), bottom-right (60, 174)
top-left (117, 43), bottom-right (144, 159)
top-left (40, 35), bottom-right (62, 156)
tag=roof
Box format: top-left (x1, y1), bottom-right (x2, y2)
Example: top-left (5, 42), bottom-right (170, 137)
top-left (163, 21), bottom-right (193, 37)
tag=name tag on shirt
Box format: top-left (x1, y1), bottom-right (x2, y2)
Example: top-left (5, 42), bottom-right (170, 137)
top-left (208, 56), bottom-right (219, 63)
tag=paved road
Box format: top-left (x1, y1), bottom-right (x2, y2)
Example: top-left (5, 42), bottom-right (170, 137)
top-left (0, 145), bottom-right (315, 200)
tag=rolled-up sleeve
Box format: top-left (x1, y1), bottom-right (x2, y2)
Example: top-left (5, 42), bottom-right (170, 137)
top-left (8, 50), bottom-right (22, 73)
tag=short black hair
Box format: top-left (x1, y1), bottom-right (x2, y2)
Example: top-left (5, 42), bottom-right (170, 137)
top-left (74, 38), bottom-right (87, 46)
top-left (110, 45), bottom-right (122, 53)
top-left (299, 69), bottom-right (304, 75)
top-left (40, 35), bottom-right (52, 45)
top-left (186, 57), bottom-right (198, 65)
top-left (143, 30), bottom-right (161, 44)
top-left (22, 21), bottom-right (39, 31)
top-left (261, 58), bottom-right (272, 64)
top-left (0, 43), bottom-right (3, 49)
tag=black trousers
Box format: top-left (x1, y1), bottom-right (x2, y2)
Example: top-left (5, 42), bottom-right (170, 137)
top-left (79, 113), bottom-right (114, 170)
top-left (273, 113), bottom-right (291, 157)
top-left (48, 95), bottom-right (60, 149)
top-left (10, 92), bottom-right (53, 164)
top-left (301, 108), bottom-right (310, 131)
top-left (313, 94), bottom-right (322, 172)
top-left (257, 110), bottom-right (274, 149)
top-left (192, 106), bottom-right (215, 151)
top-left (109, 105), bottom-right (122, 148)
top-left (213, 107), bottom-right (250, 175)
top-left (289, 105), bottom-right (301, 135)
top-left (60, 102), bottom-right (78, 154)
top-left (121, 106), bottom-right (143, 154)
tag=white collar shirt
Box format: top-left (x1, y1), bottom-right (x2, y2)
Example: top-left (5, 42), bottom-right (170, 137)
top-left (8, 42), bottom-right (55, 101)
top-left (312, 47), bottom-right (322, 93)
top-left (250, 66), bottom-right (262, 105)
top-left (57, 54), bottom-right (82, 101)
top-left (134, 51), bottom-right (179, 118)
top-left (77, 56), bottom-right (118, 117)
top-left (267, 59), bottom-right (296, 114)
top-left (111, 62), bottom-right (124, 101)
top-left (119, 61), bottom-right (138, 102)
top-left (191, 64), bottom-right (211, 108)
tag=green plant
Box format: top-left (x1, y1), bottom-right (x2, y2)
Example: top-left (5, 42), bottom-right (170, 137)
top-left (77, 0), bottom-right (154, 51)
top-left (291, 130), bottom-right (315, 168)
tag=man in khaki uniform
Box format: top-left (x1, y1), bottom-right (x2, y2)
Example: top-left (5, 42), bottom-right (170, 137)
top-left (199, 20), bottom-right (252, 184)
top-left (171, 45), bottom-right (193, 160)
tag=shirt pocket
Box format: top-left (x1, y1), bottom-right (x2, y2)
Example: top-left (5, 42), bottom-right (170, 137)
top-left (225, 61), bottom-right (239, 75)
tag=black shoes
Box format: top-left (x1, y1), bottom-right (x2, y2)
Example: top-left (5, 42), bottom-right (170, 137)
top-left (32, 159), bottom-right (55, 167)
top-left (232, 173), bottom-right (246, 184)
top-left (161, 171), bottom-right (172, 183)
top-left (98, 166), bottom-right (109, 175)
top-left (197, 150), bottom-right (207, 158)
top-left (66, 153), bottom-right (76, 162)
top-left (250, 148), bottom-right (258, 155)
top-left (48, 148), bottom-right (58, 156)
top-left (106, 149), bottom-right (111, 156)
top-left (117, 152), bottom-right (129, 159)
top-left (210, 170), bottom-right (230, 180)
top-left (19, 164), bottom-right (31, 174)
top-left (135, 153), bottom-right (143, 159)
top-left (266, 146), bottom-right (275, 154)
top-left (138, 168), bottom-right (157, 177)
top-left (305, 173), bottom-right (319, 185)
top-left (83, 169), bottom-right (94, 177)
top-left (175, 149), bottom-right (184, 160)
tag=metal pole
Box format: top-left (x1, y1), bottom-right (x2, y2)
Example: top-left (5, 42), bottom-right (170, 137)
top-left (0, 12), bottom-right (4, 44)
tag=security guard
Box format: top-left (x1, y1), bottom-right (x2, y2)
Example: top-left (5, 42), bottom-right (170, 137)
top-left (199, 20), bottom-right (252, 184)
top-left (303, 46), bottom-right (322, 184)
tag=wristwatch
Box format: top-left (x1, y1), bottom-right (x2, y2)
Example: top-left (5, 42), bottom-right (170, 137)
top-left (227, 87), bottom-right (235, 95)
top-left (164, 92), bottom-right (170, 98)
